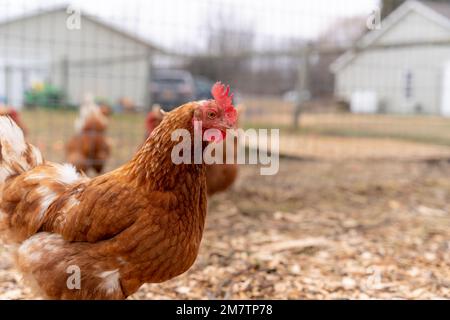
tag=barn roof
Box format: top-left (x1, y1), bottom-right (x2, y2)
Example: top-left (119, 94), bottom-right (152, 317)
top-left (331, 0), bottom-right (450, 73)
top-left (0, 4), bottom-right (163, 53)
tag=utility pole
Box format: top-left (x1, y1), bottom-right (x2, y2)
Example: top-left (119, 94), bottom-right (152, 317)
top-left (144, 50), bottom-right (153, 111)
top-left (61, 56), bottom-right (69, 106)
top-left (293, 44), bottom-right (311, 129)
top-left (4, 65), bottom-right (11, 105)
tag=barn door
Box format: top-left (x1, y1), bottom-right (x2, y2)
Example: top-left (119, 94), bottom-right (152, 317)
top-left (442, 61), bottom-right (450, 117)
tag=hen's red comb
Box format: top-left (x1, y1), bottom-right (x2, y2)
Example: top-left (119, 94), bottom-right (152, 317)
top-left (211, 82), bottom-right (234, 110)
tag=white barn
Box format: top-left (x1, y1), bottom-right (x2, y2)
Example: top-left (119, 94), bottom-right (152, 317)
top-left (331, 0), bottom-right (450, 116)
top-left (0, 5), bottom-right (160, 109)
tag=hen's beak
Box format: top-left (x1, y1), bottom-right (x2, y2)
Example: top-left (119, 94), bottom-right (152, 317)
top-left (220, 118), bottom-right (237, 130)
top-left (220, 123), bottom-right (233, 130)
top-left (217, 124), bottom-right (234, 138)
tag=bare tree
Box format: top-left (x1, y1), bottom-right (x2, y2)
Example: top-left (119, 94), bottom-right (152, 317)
top-left (309, 16), bottom-right (367, 99)
top-left (186, 5), bottom-right (254, 89)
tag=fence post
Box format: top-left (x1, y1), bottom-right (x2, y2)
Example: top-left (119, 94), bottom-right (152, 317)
top-left (4, 65), bottom-right (11, 105)
top-left (144, 51), bottom-right (153, 110)
top-left (61, 56), bottom-right (69, 106)
top-left (293, 44), bottom-right (310, 129)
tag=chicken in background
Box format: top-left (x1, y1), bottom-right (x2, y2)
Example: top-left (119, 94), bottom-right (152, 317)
top-left (73, 95), bottom-right (109, 133)
top-left (205, 134), bottom-right (239, 196)
top-left (145, 104), bottom-right (165, 139)
top-left (97, 99), bottom-right (113, 118)
top-left (0, 82), bottom-right (237, 299)
top-left (0, 104), bottom-right (27, 136)
top-left (66, 96), bottom-right (111, 174)
top-left (205, 104), bottom-right (244, 196)
top-left (146, 103), bottom-right (243, 196)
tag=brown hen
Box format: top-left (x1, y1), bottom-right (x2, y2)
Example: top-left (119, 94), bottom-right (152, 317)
top-left (0, 82), bottom-right (237, 299)
top-left (66, 99), bottom-right (111, 174)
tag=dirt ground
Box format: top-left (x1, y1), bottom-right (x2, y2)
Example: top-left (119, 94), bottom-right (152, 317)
top-left (1, 157), bottom-right (449, 300)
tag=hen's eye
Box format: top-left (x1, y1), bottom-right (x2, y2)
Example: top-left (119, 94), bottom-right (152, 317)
top-left (207, 111), bottom-right (217, 119)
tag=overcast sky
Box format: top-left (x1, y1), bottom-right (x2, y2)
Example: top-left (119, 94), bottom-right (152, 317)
top-left (0, 0), bottom-right (380, 51)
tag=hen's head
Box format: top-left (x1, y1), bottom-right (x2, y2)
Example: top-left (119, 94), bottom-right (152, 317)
top-left (193, 82), bottom-right (237, 142)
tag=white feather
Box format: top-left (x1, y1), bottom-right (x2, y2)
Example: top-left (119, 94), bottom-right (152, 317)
top-left (0, 116), bottom-right (26, 157)
top-left (55, 164), bottom-right (80, 184)
top-left (36, 186), bottom-right (58, 222)
top-left (98, 269), bottom-right (121, 294)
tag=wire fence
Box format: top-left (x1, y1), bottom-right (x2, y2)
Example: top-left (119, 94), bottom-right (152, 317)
top-left (1, 0), bottom-right (450, 171)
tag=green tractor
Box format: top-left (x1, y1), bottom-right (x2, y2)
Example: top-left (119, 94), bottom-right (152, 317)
top-left (24, 83), bottom-right (66, 109)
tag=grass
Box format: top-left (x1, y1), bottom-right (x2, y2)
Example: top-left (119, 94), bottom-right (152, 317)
top-left (244, 113), bottom-right (450, 147)
top-left (242, 97), bottom-right (450, 146)
top-left (18, 107), bottom-right (450, 170)
top-left (21, 108), bottom-right (147, 170)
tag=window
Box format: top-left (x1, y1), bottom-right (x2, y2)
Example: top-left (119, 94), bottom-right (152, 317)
top-left (404, 70), bottom-right (413, 100)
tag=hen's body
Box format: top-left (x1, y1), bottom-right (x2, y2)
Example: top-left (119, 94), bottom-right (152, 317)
top-left (0, 102), bottom-right (207, 299)
top-left (145, 105), bottom-right (164, 139)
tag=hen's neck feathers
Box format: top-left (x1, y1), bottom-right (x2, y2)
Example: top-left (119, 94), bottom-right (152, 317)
top-left (121, 103), bottom-right (205, 192)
